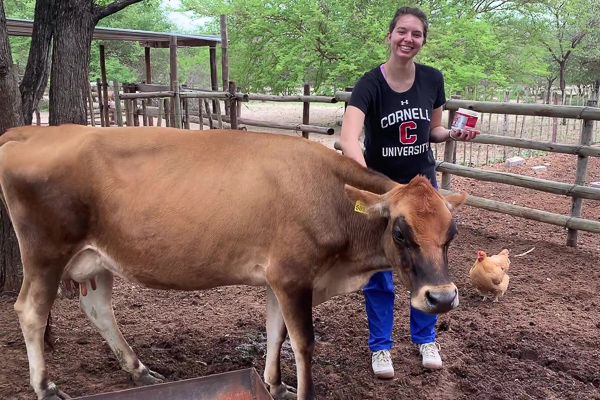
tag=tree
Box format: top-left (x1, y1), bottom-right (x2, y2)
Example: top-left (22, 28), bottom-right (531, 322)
top-left (522, 0), bottom-right (600, 104)
top-left (0, 0), bottom-right (24, 294)
top-left (181, 0), bottom-right (552, 95)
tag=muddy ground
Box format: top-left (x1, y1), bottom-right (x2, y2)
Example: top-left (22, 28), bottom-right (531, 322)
top-left (1, 106), bottom-right (599, 399)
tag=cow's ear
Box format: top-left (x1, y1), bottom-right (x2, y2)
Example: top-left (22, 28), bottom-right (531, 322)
top-left (344, 185), bottom-right (389, 218)
top-left (445, 192), bottom-right (468, 212)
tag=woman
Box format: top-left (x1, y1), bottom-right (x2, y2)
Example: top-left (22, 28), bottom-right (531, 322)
top-left (340, 6), bottom-right (479, 379)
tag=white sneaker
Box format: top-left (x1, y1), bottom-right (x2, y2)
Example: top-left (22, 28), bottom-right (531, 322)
top-left (419, 342), bottom-right (442, 370)
top-left (371, 349), bottom-right (395, 379)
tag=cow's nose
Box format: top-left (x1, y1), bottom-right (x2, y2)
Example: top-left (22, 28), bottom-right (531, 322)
top-left (425, 288), bottom-right (458, 313)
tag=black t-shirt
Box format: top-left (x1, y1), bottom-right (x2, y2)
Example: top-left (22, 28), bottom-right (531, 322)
top-left (348, 63), bottom-right (446, 184)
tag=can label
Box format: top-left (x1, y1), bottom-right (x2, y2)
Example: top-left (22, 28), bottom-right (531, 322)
top-left (451, 108), bottom-right (479, 130)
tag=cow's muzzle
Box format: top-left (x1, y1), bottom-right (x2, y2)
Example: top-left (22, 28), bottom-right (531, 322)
top-left (412, 283), bottom-right (459, 314)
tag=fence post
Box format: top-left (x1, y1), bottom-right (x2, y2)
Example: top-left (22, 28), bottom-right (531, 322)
top-left (566, 98), bottom-right (597, 247)
top-left (229, 81), bottom-right (238, 130)
top-left (113, 80), bottom-right (123, 127)
top-left (87, 83), bottom-right (96, 127)
top-left (302, 83), bottom-right (310, 139)
top-left (96, 79), bottom-right (104, 127)
top-left (552, 92), bottom-right (559, 142)
top-left (174, 82), bottom-right (182, 129)
top-left (441, 94), bottom-right (461, 190)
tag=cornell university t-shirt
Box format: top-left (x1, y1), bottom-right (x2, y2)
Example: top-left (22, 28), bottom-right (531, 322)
top-left (349, 63), bottom-right (446, 184)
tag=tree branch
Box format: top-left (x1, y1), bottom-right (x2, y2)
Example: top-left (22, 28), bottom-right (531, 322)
top-left (95, 0), bottom-right (144, 21)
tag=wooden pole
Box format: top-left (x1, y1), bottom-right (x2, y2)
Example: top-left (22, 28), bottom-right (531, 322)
top-left (438, 189), bottom-right (600, 234)
top-left (184, 98), bottom-right (190, 129)
top-left (203, 99), bottom-right (213, 129)
top-left (552, 92), bottom-right (559, 142)
top-left (210, 46), bottom-right (219, 112)
top-left (214, 100), bottom-right (223, 129)
top-left (99, 45), bottom-right (110, 127)
top-left (567, 99), bottom-right (597, 247)
top-left (170, 36), bottom-right (178, 126)
top-left (442, 94), bottom-right (460, 189)
top-left (96, 79), bottom-right (104, 127)
top-left (229, 81), bottom-right (238, 130)
top-left (145, 47), bottom-right (154, 126)
top-left (443, 99), bottom-right (600, 120)
top-left (198, 98), bottom-right (204, 130)
top-left (502, 90), bottom-right (509, 160)
top-left (302, 83), bottom-right (310, 139)
top-left (236, 88), bottom-right (242, 117)
top-left (132, 97), bottom-right (139, 126)
top-left (164, 98), bottom-right (171, 127)
top-left (87, 83), bottom-right (96, 127)
top-left (141, 100), bottom-right (148, 126)
top-left (123, 85), bottom-right (131, 126)
top-left (157, 99), bottom-right (163, 127)
top-left (174, 83), bottom-right (182, 129)
top-left (220, 14), bottom-right (229, 116)
top-left (113, 80), bottom-right (123, 127)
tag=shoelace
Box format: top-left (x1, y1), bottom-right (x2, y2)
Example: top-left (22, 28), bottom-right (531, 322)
top-left (420, 342), bottom-right (441, 358)
top-left (373, 350), bottom-right (392, 366)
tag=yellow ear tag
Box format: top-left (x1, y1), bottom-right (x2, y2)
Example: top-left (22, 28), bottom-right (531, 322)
top-left (354, 199), bottom-right (368, 214)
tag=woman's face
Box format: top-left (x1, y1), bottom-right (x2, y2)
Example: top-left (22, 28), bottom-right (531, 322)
top-left (387, 14), bottom-right (425, 61)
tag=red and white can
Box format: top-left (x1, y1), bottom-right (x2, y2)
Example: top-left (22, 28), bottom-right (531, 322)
top-left (451, 108), bottom-right (479, 130)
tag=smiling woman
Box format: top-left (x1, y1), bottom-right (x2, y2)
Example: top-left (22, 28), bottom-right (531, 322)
top-left (339, 5), bottom-right (481, 380)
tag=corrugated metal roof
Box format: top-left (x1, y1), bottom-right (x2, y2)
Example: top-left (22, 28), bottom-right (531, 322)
top-left (7, 18), bottom-right (221, 48)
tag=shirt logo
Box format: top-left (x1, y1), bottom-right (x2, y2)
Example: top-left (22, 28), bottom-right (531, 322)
top-left (399, 121), bottom-right (418, 144)
top-left (400, 100), bottom-right (409, 105)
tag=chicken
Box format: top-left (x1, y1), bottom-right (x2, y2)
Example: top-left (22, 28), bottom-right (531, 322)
top-left (469, 249), bottom-right (510, 302)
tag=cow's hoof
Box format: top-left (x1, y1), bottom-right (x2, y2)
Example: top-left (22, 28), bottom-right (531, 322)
top-left (269, 382), bottom-right (297, 399)
top-left (42, 386), bottom-right (72, 399)
top-left (134, 368), bottom-right (165, 386)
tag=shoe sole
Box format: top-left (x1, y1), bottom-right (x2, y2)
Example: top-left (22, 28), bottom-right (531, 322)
top-left (374, 370), bottom-right (395, 379)
top-left (422, 362), bottom-right (442, 370)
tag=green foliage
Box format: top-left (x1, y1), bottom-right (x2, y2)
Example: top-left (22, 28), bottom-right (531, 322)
top-left (4, 0), bottom-right (600, 96)
top-left (180, 0), bottom-right (574, 95)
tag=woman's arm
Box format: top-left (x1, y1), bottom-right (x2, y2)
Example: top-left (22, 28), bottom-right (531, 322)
top-left (340, 106), bottom-right (368, 167)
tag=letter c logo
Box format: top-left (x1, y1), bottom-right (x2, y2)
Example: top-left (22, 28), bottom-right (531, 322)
top-left (399, 121), bottom-right (417, 144)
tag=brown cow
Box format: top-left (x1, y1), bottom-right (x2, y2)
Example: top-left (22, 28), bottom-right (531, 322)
top-left (0, 125), bottom-right (466, 400)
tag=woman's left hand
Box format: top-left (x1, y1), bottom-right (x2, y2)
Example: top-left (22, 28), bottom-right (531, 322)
top-left (451, 127), bottom-right (480, 141)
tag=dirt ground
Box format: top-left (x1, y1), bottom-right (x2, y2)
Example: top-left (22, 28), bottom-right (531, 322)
top-left (1, 104), bottom-right (599, 400)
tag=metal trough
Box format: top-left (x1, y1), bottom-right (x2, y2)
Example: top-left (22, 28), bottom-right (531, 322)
top-left (73, 368), bottom-right (274, 400)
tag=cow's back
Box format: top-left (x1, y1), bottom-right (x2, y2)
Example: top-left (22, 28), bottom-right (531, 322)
top-left (0, 126), bottom-right (382, 290)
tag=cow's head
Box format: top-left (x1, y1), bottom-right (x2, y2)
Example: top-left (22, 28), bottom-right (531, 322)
top-left (345, 176), bottom-right (466, 314)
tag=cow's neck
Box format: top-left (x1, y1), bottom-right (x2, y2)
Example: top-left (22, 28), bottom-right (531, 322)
top-left (313, 215), bottom-right (391, 305)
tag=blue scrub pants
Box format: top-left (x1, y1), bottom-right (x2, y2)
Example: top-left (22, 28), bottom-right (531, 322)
top-left (365, 179), bottom-right (438, 351)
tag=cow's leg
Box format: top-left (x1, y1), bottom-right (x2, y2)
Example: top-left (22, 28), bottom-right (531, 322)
top-left (78, 270), bottom-right (164, 385)
top-left (14, 269), bottom-right (68, 400)
top-left (271, 286), bottom-right (316, 400)
top-left (264, 287), bottom-right (296, 399)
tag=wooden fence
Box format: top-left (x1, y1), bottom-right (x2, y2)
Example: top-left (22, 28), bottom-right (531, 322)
top-left (88, 84), bottom-right (599, 247)
top-left (96, 81), bottom-right (337, 136)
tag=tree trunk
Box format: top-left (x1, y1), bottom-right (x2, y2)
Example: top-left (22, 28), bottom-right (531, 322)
top-left (49, 0), bottom-right (96, 126)
top-left (0, 1), bottom-right (24, 133)
top-left (0, 0), bottom-right (24, 295)
top-left (20, 0), bottom-right (57, 125)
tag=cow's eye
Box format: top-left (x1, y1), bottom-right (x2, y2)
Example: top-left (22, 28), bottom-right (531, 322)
top-left (392, 227), bottom-right (405, 244)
